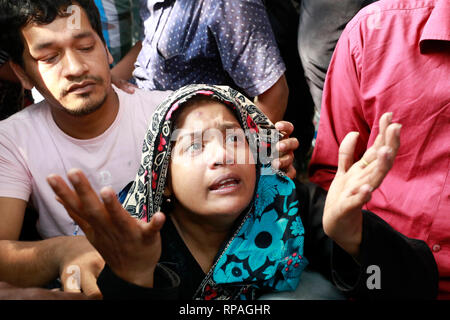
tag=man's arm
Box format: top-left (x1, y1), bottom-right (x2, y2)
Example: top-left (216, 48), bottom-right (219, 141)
top-left (0, 198), bottom-right (67, 288)
top-left (0, 197), bottom-right (27, 240)
top-left (308, 24), bottom-right (367, 190)
top-left (254, 74), bottom-right (289, 123)
top-left (111, 41), bottom-right (142, 81)
top-left (0, 199), bottom-right (103, 297)
top-left (210, 0), bottom-right (287, 123)
top-left (110, 41), bottom-right (142, 93)
top-left (0, 235), bottom-right (104, 298)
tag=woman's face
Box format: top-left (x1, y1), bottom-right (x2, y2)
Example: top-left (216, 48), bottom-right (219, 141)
top-left (169, 99), bottom-right (256, 226)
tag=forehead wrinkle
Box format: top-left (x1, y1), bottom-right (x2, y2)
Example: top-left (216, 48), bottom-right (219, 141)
top-left (31, 30), bottom-right (95, 52)
top-left (175, 120), bottom-right (241, 144)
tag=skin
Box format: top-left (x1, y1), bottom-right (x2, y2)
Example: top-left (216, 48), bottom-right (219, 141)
top-left (0, 5), bottom-right (297, 297)
top-left (168, 101), bottom-right (257, 273)
top-left (47, 111), bottom-right (401, 289)
top-left (10, 9), bottom-right (118, 139)
top-left (0, 7), bottom-right (116, 298)
top-left (0, 281), bottom-right (87, 300)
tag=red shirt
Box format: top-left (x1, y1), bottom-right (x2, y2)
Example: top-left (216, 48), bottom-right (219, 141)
top-left (309, 0), bottom-right (450, 298)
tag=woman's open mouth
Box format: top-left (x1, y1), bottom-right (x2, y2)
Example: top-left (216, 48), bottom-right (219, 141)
top-left (209, 174), bottom-right (241, 194)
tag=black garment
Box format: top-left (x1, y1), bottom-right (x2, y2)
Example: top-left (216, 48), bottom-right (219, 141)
top-left (297, 0), bottom-right (376, 113)
top-left (98, 181), bottom-right (438, 300)
top-left (264, 0), bottom-right (315, 169)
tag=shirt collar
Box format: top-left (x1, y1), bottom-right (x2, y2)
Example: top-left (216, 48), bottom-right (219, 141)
top-left (420, 0), bottom-right (450, 44)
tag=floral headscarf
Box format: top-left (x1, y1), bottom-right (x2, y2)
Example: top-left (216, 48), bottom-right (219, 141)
top-left (122, 84), bottom-right (307, 300)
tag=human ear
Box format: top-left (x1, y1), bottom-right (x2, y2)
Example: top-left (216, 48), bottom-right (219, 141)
top-left (105, 46), bottom-right (114, 65)
top-left (9, 62), bottom-right (34, 90)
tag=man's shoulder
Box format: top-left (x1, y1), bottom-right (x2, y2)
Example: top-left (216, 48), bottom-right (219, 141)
top-left (115, 87), bottom-right (171, 107)
top-left (346, 0), bottom-right (436, 33)
top-left (0, 101), bottom-right (49, 137)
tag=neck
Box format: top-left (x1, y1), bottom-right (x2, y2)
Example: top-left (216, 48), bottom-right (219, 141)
top-left (50, 87), bottom-right (119, 140)
top-left (171, 208), bottom-right (234, 274)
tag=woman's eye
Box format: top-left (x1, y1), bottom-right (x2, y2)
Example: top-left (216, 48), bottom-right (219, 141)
top-left (226, 134), bottom-right (243, 143)
top-left (186, 142), bottom-right (202, 154)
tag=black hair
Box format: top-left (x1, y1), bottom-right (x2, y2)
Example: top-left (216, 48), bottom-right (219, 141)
top-left (0, 0), bottom-right (105, 67)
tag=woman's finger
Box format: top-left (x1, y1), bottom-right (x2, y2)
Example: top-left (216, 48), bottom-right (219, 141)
top-left (100, 187), bottom-right (136, 233)
top-left (358, 112), bottom-right (393, 166)
top-left (67, 169), bottom-right (108, 227)
top-left (337, 132), bottom-right (360, 175)
top-left (343, 184), bottom-right (374, 213)
top-left (47, 174), bottom-right (92, 232)
top-left (142, 211), bottom-right (166, 241)
top-left (385, 123), bottom-right (401, 157)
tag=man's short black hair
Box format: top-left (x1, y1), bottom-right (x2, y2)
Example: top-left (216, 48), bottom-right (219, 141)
top-left (0, 0), bottom-right (105, 67)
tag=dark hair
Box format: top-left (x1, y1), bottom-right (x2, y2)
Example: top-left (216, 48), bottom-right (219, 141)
top-left (0, 0), bottom-right (105, 67)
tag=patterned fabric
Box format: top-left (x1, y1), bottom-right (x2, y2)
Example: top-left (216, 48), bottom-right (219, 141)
top-left (134, 0), bottom-right (285, 97)
top-left (122, 84), bottom-right (307, 299)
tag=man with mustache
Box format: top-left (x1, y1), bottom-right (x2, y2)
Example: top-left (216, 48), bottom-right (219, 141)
top-left (0, 0), bottom-right (299, 298)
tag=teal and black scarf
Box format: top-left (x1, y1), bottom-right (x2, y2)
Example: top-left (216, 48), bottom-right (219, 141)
top-left (122, 84), bottom-right (308, 299)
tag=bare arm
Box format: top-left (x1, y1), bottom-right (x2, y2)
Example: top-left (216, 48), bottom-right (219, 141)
top-left (111, 41), bottom-right (142, 80)
top-left (110, 41), bottom-right (142, 93)
top-left (323, 112), bottom-right (401, 258)
top-left (0, 237), bottom-right (66, 287)
top-left (0, 198), bottom-right (103, 297)
top-left (0, 197), bottom-right (27, 240)
top-left (0, 197), bottom-right (58, 287)
top-left (254, 74), bottom-right (289, 123)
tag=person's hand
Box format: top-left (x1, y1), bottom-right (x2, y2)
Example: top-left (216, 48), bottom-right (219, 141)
top-left (110, 74), bottom-right (138, 94)
top-left (272, 121), bottom-right (299, 179)
top-left (55, 236), bottom-right (105, 299)
top-left (47, 169), bottom-right (165, 288)
top-left (0, 281), bottom-right (87, 300)
top-left (323, 112), bottom-right (401, 258)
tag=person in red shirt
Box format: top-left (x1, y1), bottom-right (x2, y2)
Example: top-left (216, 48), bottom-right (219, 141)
top-left (309, 0), bottom-right (450, 298)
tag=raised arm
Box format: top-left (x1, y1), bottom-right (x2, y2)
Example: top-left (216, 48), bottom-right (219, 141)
top-left (47, 169), bottom-right (165, 288)
top-left (299, 113), bottom-right (438, 299)
top-left (323, 112), bottom-right (400, 257)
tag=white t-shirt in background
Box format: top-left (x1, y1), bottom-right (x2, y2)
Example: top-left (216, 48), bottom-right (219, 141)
top-left (0, 87), bottom-right (170, 238)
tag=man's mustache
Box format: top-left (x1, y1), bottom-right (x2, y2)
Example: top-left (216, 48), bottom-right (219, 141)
top-left (61, 76), bottom-right (104, 97)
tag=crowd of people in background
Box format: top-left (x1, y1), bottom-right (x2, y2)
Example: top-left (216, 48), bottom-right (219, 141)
top-left (0, 0), bottom-right (448, 300)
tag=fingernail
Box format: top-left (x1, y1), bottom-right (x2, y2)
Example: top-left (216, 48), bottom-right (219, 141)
top-left (387, 112), bottom-right (393, 122)
top-left (396, 124), bottom-right (402, 137)
top-left (278, 142), bottom-right (286, 152)
top-left (100, 187), bottom-right (113, 203)
top-left (47, 175), bottom-right (57, 188)
top-left (68, 170), bottom-right (80, 185)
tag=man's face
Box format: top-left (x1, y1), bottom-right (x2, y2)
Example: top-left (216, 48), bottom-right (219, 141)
top-left (20, 6), bottom-right (113, 116)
